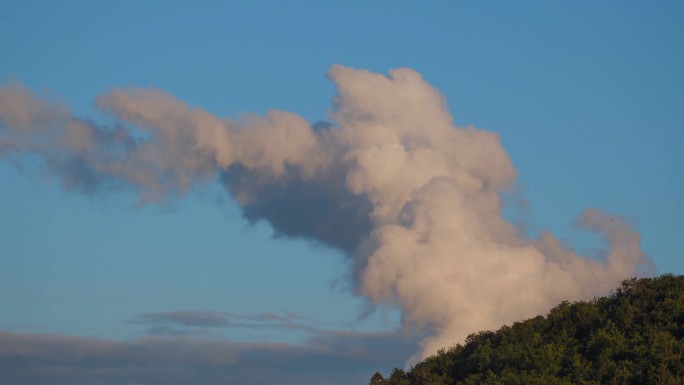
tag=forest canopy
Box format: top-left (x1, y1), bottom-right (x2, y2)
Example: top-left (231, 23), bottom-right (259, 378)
top-left (369, 275), bottom-right (684, 385)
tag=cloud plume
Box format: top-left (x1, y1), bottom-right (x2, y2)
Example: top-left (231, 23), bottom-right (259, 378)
top-left (0, 65), bottom-right (651, 362)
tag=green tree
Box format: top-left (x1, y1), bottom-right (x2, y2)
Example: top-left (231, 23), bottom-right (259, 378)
top-left (369, 371), bottom-right (386, 385)
top-left (365, 275), bottom-right (684, 385)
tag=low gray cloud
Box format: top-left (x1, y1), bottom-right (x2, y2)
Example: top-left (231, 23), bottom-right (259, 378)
top-left (0, 330), bottom-right (417, 385)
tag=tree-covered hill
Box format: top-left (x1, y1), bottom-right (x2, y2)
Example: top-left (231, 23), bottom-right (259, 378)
top-left (369, 275), bottom-right (684, 385)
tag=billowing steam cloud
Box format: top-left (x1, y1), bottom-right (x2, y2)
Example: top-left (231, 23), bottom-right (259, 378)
top-left (0, 66), bottom-right (650, 362)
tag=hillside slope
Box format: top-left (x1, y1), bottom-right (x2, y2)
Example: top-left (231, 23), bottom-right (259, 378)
top-left (369, 275), bottom-right (684, 385)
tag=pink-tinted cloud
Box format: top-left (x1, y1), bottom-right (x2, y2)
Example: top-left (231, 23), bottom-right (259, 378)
top-left (0, 66), bottom-right (652, 363)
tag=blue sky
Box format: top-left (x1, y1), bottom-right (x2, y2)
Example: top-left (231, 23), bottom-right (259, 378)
top-left (1, 1), bottom-right (682, 384)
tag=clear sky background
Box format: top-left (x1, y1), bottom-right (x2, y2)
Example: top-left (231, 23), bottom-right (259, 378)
top-left (0, 1), bottom-right (682, 384)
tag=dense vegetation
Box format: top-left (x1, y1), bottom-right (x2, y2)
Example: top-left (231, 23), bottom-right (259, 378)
top-left (369, 275), bottom-right (684, 385)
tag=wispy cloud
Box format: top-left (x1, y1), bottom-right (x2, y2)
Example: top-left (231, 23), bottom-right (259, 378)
top-left (0, 330), bottom-right (417, 385)
top-left (130, 310), bottom-right (324, 336)
top-left (133, 311), bottom-right (234, 328)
